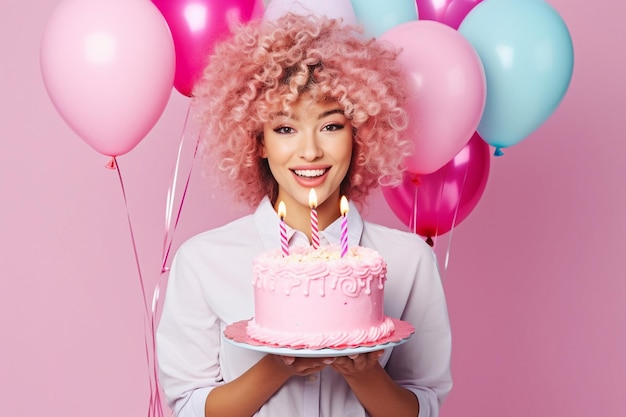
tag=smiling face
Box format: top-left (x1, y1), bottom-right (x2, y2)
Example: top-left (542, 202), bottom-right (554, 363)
top-left (261, 97), bottom-right (353, 222)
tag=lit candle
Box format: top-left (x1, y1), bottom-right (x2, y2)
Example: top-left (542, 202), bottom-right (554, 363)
top-left (278, 201), bottom-right (289, 257)
top-left (309, 189), bottom-right (320, 249)
top-left (340, 196), bottom-right (349, 257)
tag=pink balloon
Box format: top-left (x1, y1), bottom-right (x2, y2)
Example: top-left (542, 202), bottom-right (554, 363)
top-left (416, 0), bottom-right (482, 29)
top-left (382, 132), bottom-right (490, 241)
top-left (264, 0), bottom-right (357, 25)
top-left (153, 0), bottom-right (259, 97)
top-left (381, 20), bottom-right (486, 174)
top-left (40, 0), bottom-right (175, 157)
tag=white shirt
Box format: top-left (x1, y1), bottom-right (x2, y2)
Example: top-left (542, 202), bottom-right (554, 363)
top-left (157, 198), bottom-right (452, 417)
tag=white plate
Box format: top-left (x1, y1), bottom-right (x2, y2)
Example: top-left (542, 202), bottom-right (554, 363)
top-left (223, 336), bottom-right (411, 357)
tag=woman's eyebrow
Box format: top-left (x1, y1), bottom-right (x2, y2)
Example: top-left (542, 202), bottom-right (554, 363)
top-left (273, 108), bottom-right (344, 121)
top-left (318, 109), bottom-right (344, 119)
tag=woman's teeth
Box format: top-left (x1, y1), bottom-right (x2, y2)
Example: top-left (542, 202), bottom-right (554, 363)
top-left (294, 169), bottom-right (326, 178)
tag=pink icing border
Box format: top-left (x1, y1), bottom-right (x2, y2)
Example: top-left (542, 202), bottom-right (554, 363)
top-left (224, 317), bottom-right (415, 350)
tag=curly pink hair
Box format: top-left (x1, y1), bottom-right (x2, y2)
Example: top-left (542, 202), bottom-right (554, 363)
top-left (192, 13), bottom-right (412, 208)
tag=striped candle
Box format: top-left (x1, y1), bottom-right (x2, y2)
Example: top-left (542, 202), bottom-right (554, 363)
top-left (278, 201), bottom-right (289, 257)
top-left (340, 196), bottom-right (349, 257)
top-left (309, 189), bottom-right (320, 249)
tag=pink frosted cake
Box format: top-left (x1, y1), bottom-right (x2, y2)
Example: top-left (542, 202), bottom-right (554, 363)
top-left (246, 245), bottom-right (395, 349)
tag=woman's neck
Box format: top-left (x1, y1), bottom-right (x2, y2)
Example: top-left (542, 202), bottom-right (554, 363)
top-left (276, 195), bottom-right (341, 242)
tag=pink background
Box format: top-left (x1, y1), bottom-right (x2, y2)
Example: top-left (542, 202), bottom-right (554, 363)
top-left (1, 1), bottom-right (624, 416)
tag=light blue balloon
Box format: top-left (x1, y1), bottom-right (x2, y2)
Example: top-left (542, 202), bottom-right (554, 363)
top-left (351, 0), bottom-right (418, 38)
top-left (458, 0), bottom-right (574, 152)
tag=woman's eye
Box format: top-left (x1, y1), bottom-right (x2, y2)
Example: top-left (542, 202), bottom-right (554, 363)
top-left (274, 126), bottom-right (294, 134)
top-left (323, 123), bottom-right (344, 132)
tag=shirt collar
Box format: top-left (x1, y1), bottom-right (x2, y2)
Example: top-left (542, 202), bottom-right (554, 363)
top-left (254, 196), bottom-right (364, 250)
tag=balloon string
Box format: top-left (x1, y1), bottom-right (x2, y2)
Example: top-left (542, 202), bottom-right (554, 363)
top-left (432, 167), bottom-right (448, 248)
top-left (161, 104), bottom-right (199, 274)
top-left (113, 157), bottom-right (164, 417)
top-left (149, 277), bottom-right (165, 417)
top-left (443, 160), bottom-right (471, 277)
top-left (411, 175), bottom-right (418, 235)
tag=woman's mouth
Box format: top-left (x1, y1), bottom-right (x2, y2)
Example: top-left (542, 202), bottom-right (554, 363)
top-left (291, 168), bottom-right (330, 187)
top-left (293, 168), bottom-right (328, 178)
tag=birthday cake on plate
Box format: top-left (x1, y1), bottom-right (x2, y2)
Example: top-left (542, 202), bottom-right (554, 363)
top-left (245, 244), bottom-right (397, 349)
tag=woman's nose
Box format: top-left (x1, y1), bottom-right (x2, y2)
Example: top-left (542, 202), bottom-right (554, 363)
top-left (298, 131), bottom-right (323, 160)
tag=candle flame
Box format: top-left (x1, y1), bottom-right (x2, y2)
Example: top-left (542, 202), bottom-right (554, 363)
top-left (309, 189), bottom-right (317, 208)
top-left (340, 196), bottom-right (349, 216)
top-left (278, 201), bottom-right (286, 220)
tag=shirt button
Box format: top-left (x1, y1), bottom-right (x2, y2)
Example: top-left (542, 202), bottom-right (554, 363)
top-left (307, 375), bottom-right (318, 382)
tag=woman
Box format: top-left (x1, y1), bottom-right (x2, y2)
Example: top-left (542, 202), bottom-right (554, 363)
top-left (157, 13), bottom-right (452, 417)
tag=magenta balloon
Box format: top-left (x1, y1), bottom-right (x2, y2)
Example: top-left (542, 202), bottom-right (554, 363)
top-left (382, 132), bottom-right (490, 239)
top-left (416, 0), bottom-right (482, 29)
top-left (40, 0), bottom-right (175, 157)
top-left (153, 0), bottom-right (259, 97)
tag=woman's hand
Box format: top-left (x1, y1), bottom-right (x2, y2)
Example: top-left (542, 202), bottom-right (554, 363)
top-left (270, 354), bottom-right (337, 377)
top-left (330, 350), bottom-right (419, 417)
top-left (330, 350), bottom-right (385, 377)
top-left (269, 350), bottom-right (385, 378)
